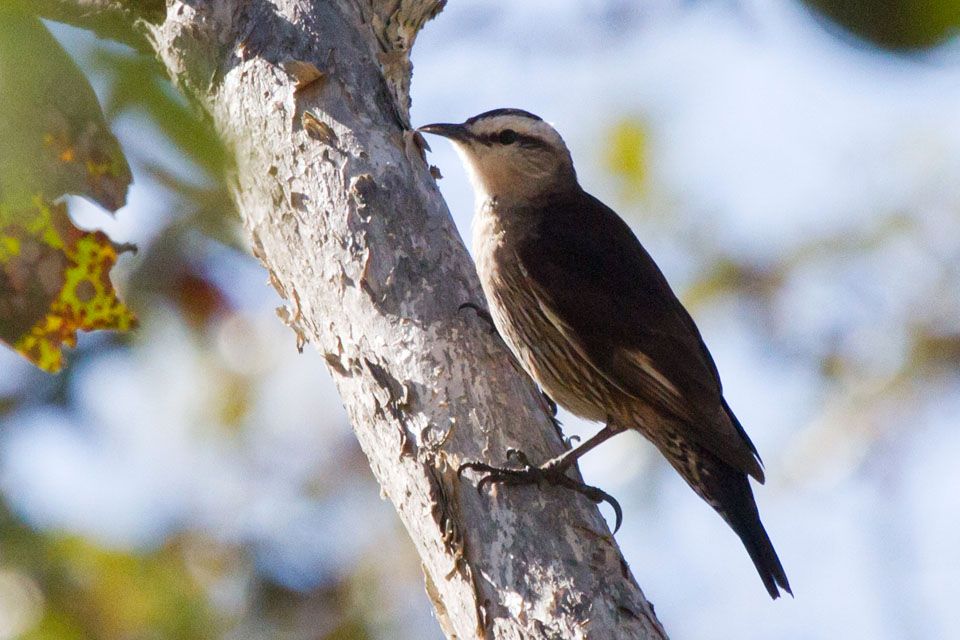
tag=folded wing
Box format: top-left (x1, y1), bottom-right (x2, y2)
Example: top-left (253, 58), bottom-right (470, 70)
top-left (516, 188), bottom-right (764, 481)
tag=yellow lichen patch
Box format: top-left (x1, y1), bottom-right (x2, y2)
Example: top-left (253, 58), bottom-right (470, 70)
top-left (1, 198), bottom-right (135, 373)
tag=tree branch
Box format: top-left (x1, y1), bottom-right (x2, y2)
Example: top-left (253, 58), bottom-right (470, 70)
top-left (40, 0), bottom-right (670, 636)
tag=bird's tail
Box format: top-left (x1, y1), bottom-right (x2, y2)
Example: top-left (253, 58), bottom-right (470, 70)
top-left (708, 463), bottom-right (791, 599)
top-left (723, 479), bottom-right (791, 599)
top-left (665, 441), bottom-right (792, 599)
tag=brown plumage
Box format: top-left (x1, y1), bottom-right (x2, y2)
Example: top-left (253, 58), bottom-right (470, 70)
top-left (420, 109), bottom-right (791, 599)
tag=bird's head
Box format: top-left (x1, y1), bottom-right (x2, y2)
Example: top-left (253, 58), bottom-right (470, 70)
top-left (419, 109), bottom-right (576, 205)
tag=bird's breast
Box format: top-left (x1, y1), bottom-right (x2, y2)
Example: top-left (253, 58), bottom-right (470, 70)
top-left (471, 203), bottom-right (502, 279)
top-left (470, 204), bottom-right (612, 423)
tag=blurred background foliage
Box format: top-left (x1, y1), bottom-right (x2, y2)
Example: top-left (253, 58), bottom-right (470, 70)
top-left (802, 0), bottom-right (960, 49)
top-left (2, 1), bottom-right (960, 639)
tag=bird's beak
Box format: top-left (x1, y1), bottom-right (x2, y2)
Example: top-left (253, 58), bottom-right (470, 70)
top-left (417, 122), bottom-right (471, 143)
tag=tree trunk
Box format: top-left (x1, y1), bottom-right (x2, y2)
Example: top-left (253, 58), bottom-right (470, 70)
top-left (35, 2), bottom-right (669, 638)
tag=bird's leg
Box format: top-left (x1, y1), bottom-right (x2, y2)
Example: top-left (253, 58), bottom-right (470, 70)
top-left (537, 423), bottom-right (620, 473)
top-left (458, 424), bottom-right (624, 531)
top-left (458, 301), bottom-right (497, 334)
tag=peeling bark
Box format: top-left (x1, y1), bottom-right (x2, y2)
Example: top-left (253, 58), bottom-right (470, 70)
top-left (33, 1), bottom-right (669, 638)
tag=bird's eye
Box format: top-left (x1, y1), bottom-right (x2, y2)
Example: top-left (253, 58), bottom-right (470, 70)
top-left (497, 129), bottom-right (518, 145)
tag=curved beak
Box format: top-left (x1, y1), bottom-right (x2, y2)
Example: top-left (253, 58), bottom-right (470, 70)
top-left (417, 122), bottom-right (471, 142)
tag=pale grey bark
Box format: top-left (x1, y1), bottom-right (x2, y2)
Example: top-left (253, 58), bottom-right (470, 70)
top-left (35, 1), bottom-right (669, 638)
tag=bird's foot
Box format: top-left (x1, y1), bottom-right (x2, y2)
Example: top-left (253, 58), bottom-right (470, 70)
top-left (458, 449), bottom-right (623, 532)
top-left (458, 301), bottom-right (497, 333)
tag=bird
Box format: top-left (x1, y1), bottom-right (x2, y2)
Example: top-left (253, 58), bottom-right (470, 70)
top-left (418, 108), bottom-right (791, 599)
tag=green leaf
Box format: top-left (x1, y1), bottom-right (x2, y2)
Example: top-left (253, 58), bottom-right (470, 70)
top-left (0, 13), bottom-right (135, 372)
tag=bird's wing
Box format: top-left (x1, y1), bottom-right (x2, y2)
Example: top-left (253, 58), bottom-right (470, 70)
top-left (516, 189), bottom-right (764, 480)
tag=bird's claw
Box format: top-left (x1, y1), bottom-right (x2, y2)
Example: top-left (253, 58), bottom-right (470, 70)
top-left (539, 392), bottom-right (566, 440)
top-left (457, 460), bottom-right (489, 481)
top-left (458, 302), bottom-right (497, 333)
top-left (505, 448), bottom-right (531, 465)
top-left (456, 455), bottom-right (624, 533)
top-left (554, 474), bottom-right (623, 533)
top-left (542, 392), bottom-right (558, 417)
